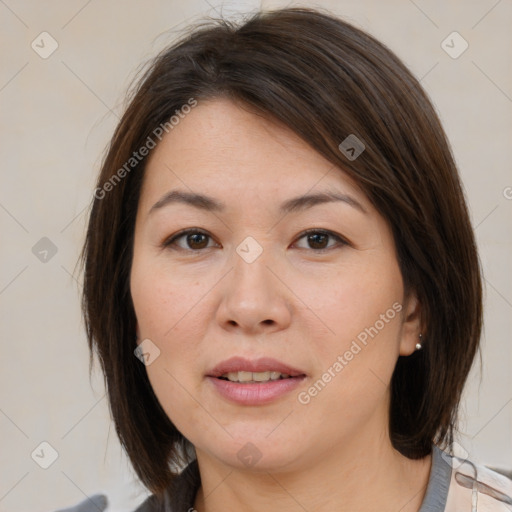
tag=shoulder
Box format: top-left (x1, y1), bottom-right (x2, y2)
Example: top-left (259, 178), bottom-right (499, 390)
top-left (52, 493), bottom-right (162, 512)
top-left (443, 450), bottom-right (512, 511)
top-left (53, 494), bottom-right (109, 512)
top-left (53, 460), bottom-right (200, 512)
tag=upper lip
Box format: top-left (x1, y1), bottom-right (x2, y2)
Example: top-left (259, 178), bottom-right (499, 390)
top-left (207, 357), bottom-right (307, 378)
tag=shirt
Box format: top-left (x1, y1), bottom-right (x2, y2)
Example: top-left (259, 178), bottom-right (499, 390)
top-left (55, 444), bottom-right (512, 511)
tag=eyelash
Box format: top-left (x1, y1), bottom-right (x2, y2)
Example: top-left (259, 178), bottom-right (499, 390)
top-left (161, 228), bottom-right (349, 253)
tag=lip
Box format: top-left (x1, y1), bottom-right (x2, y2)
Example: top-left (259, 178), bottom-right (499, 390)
top-left (207, 375), bottom-right (306, 405)
top-left (207, 356), bottom-right (306, 378)
top-left (206, 356), bottom-right (307, 406)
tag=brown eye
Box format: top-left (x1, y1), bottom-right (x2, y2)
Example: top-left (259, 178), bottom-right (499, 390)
top-left (163, 229), bottom-right (216, 251)
top-left (185, 232), bottom-right (209, 249)
top-left (294, 229), bottom-right (348, 251)
top-left (163, 228), bottom-right (348, 253)
top-left (306, 232), bottom-right (329, 250)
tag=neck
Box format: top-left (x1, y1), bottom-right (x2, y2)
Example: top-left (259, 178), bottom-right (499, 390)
top-left (193, 432), bottom-right (432, 512)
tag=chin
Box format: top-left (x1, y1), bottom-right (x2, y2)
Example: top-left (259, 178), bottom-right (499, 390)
top-left (198, 430), bottom-right (309, 473)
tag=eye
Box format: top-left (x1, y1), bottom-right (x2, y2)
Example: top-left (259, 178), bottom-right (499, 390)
top-left (162, 228), bottom-right (348, 253)
top-left (162, 229), bottom-right (218, 251)
top-left (293, 229), bottom-right (348, 251)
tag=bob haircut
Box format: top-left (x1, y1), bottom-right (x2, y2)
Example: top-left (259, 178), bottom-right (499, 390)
top-left (81, 7), bottom-right (482, 498)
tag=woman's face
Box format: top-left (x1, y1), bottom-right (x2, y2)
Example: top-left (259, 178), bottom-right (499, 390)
top-left (130, 98), bottom-right (420, 472)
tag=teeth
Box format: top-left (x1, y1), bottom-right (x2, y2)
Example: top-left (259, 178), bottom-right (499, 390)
top-left (252, 371), bottom-right (270, 382)
top-left (221, 371), bottom-right (293, 382)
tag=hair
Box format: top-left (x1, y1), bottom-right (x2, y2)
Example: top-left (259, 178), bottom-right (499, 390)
top-left (80, 6), bottom-right (482, 501)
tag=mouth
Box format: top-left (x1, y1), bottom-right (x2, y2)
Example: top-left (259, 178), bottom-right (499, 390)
top-left (206, 356), bottom-right (307, 405)
top-left (207, 356), bottom-right (307, 380)
top-left (216, 370), bottom-right (301, 383)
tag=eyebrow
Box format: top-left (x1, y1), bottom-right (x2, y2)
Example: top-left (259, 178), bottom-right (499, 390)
top-left (149, 189), bottom-right (367, 215)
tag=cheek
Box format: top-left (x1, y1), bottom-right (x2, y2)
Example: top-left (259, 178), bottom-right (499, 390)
top-left (130, 254), bottom-right (207, 340)
top-left (295, 259), bottom-right (404, 404)
top-left (130, 256), bottom-right (214, 429)
top-left (294, 257), bottom-right (403, 342)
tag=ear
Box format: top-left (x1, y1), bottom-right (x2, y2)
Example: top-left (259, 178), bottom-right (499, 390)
top-left (399, 292), bottom-right (422, 356)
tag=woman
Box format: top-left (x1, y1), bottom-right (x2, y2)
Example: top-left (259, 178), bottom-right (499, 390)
top-left (71, 7), bottom-right (512, 512)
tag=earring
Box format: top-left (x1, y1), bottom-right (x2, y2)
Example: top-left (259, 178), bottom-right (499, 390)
top-left (415, 334), bottom-right (423, 351)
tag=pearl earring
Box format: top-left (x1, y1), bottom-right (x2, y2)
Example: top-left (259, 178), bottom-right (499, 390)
top-left (415, 334), bottom-right (423, 351)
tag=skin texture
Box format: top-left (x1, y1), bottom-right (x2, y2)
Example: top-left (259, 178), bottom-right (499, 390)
top-left (130, 98), bottom-right (431, 512)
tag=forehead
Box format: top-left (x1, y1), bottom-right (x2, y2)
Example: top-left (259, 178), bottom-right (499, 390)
top-left (140, 98), bottom-right (368, 211)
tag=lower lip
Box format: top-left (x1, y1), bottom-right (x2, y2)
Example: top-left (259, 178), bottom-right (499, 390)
top-left (206, 376), bottom-right (306, 405)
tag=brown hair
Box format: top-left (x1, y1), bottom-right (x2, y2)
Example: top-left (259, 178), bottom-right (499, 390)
top-left (81, 7), bottom-right (482, 500)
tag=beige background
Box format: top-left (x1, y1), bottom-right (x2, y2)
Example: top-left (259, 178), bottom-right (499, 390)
top-left (1, 1), bottom-right (511, 511)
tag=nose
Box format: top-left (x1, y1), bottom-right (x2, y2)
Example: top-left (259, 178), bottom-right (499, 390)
top-left (215, 243), bottom-right (292, 335)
